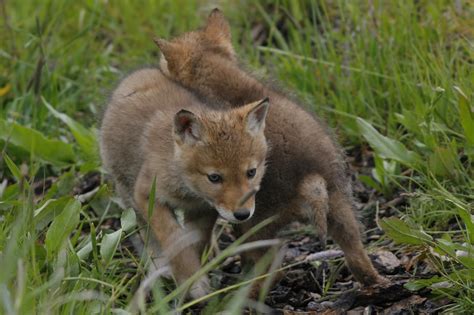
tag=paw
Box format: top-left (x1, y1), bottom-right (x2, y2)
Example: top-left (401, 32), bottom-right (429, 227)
top-left (375, 275), bottom-right (391, 287)
top-left (189, 275), bottom-right (211, 300)
top-left (360, 274), bottom-right (391, 290)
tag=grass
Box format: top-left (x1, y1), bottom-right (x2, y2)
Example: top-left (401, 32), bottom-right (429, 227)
top-left (1, 0), bottom-right (473, 313)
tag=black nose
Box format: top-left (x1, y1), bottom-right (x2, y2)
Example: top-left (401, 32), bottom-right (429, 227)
top-left (234, 209), bottom-right (251, 221)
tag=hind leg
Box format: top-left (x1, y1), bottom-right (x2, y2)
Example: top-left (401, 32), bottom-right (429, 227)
top-left (134, 190), bottom-right (215, 298)
top-left (297, 174), bottom-right (329, 247)
top-left (327, 190), bottom-right (383, 285)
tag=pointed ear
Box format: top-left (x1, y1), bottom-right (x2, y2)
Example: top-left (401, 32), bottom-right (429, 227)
top-left (244, 98), bottom-right (270, 135)
top-left (153, 38), bottom-right (177, 63)
top-left (174, 110), bottom-right (202, 145)
top-left (206, 9), bottom-right (230, 39)
top-left (154, 37), bottom-right (185, 74)
top-left (205, 8), bottom-right (231, 42)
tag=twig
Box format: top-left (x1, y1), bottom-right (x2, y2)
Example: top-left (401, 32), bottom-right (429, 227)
top-left (305, 249), bottom-right (344, 262)
top-left (75, 186), bottom-right (100, 204)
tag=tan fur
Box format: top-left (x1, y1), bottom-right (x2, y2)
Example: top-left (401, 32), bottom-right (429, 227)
top-left (155, 9), bottom-right (385, 288)
top-left (100, 68), bottom-right (271, 298)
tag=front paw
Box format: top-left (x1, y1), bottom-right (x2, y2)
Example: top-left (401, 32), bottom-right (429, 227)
top-left (360, 274), bottom-right (391, 290)
top-left (189, 275), bottom-right (211, 300)
top-left (375, 275), bottom-right (391, 287)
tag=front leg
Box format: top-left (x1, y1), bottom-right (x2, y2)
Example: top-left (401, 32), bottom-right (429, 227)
top-left (184, 209), bottom-right (218, 259)
top-left (134, 186), bottom-right (209, 299)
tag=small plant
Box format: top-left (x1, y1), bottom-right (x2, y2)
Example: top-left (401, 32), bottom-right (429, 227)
top-left (359, 154), bottom-right (400, 198)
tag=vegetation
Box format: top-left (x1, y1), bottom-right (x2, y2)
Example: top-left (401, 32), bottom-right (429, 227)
top-left (0, 0), bottom-right (472, 313)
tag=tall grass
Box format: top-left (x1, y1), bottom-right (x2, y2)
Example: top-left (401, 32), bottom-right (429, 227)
top-left (1, 0), bottom-right (472, 313)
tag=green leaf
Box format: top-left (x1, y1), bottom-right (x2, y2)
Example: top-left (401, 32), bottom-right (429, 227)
top-left (0, 119), bottom-right (75, 166)
top-left (76, 236), bottom-right (93, 261)
top-left (428, 146), bottom-right (457, 177)
top-left (100, 229), bottom-right (122, 266)
top-left (90, 222), bottom-right (101, 273)
top-left (356, 117), bottom-right (421, 167)
top-left (43, 97), bottom-right (100, 166)
top-left (0, 183), bottom-right (19, 202)
top-left (404, 276), bottom-right (445, 291)
top-left (3, 154), bottom-right (22, 181)
top-left (458, 208), bottom-right (474, 244)
top-left (395, 112), bottom-right (421, 137)
top-left (454, 86), bottom-right (474, 146)
top-left (458, 255), bottom-right (474, 269)
top-left (380, 217), bottom-right (433, 245)
top-left (43, 171), bottom-right (76, 200)
top-left (359, 174), bottom-right (382, 192)
top-left (121, 208), bottom-right (136, 233)
top-left (45, 199), bottom-right (81, 257)
top-left (435, 239), bottom-right (457, 257)
top-left (34, 196), bottom-right (72, 231)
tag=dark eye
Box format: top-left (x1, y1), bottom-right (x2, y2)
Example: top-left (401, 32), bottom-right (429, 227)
top-left (207, 173), bottom-right (222, 183)
top-left (247, 168), bottom-right (257, 178)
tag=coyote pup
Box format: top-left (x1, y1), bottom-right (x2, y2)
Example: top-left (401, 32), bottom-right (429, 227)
top-left (100, 68), bottom-right (270, 298)
top-left (155, 9), bottom-right (385, 288)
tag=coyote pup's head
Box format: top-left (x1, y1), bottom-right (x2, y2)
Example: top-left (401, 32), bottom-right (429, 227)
top-left (154, 9), bottom-right (236, 87)
top-left (173, 98), bottom-right (269, 223)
